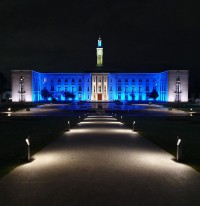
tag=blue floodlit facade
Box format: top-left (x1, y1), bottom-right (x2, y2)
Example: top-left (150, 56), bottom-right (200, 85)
top-left (11, 37), bottom-right (189, 102)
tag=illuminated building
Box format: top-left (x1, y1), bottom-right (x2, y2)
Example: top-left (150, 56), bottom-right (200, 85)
top-left (11, 37), bottom-right (189, 102)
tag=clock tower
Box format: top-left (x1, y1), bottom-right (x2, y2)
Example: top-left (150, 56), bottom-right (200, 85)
top-left (96, 36), bottom-right (103, 67)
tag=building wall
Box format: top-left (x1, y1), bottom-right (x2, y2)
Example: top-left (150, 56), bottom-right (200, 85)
top-left (12, 70), bottom-right (33, 102)
top-left (167, 70), bottom-right (189, 102)
top-left (109, 73), bottom-right (160, 101)
top-left (11, 69), bottom-right (189, 102)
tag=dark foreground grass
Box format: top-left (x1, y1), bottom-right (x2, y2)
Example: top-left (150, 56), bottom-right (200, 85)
top-left (122, 115), bottom-right (200, 172)
top-left (0, 115), bottom-right (79, 178)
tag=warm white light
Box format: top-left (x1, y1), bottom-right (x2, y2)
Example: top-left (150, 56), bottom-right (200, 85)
top-left (8, 108), bottom-right (11, 111)
top-left (25, 138), bottom-right (30, 145)
top-left (133, 121), bottom-right (135, 124)
top-left (177, 139), bottom-right (181, 146)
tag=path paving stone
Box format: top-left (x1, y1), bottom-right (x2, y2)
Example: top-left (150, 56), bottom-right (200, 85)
top-left (0, 115), bottom-right (200, 206)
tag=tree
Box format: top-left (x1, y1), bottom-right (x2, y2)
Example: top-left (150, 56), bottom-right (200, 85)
top-left (149, 89), bottom-right (159, 101)
top-left (62, 91), bottom-right (75, 100)
top-left (41, 88), bottom-right (52, 101)
top-left (130, 91), bottom-right (135, 101)
top-left (0, 72), bottom-right (8, 102)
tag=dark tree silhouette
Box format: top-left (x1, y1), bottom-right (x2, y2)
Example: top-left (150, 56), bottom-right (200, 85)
top-left (149, 90), bottom-right (159, 100)
top-left (62, 91), bottom-right (75, 100)
top-left (130, 91), bottom-right (135, 100)
top-left (41, 88), bottom-right (51, 101)
top-left (0, 72), bottom-right (8, 102)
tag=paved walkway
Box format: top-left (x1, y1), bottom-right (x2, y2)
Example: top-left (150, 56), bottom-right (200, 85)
top-left (0, 115), bottom-right (200, 206)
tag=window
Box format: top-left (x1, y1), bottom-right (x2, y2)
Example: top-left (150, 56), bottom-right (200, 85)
top-left (146, 78), bottom-right (149, 82)
top-left (79, 79), bottom-right (82, 83)
top-left (125, 79), bottom-right (128, 83)
top-left (51, 78), bottom-right (54, 82)
top-left (57, 86), bottom-right (61, 92)
top-left (104, 86), bottom-right (106, 92)
top-left (146, 85), bottom-right (149, 92)
top-left (132, 79), bottom-right (135, 82)
top-left (64, 78), bottom-right (68, 82)
top-left (139, 78), bottom-right (142, 82)
top-left (98, 86), bottom-right (101, 92)
top-left (65, 86), bottom-right (68, 92)
top-left (139, 85), bottom-right (142, 92)
top-left (118, 86), bottom-right (121, 91)
top-left (110, 86), bottom-right (112, 92)
top-left (51, 86), bottom-right (54, 91)
top-left (87, 86), bottom-right (90, 92)
top-left (118, 79), bottom-right (121, 83)
top-left (93, 78), bottom-right (95, 82)
top-left (125, 86), bottom-right (128, 92)
top-left (58, 78), bottom-right (61, 82)
top-left (34, 84), bottom-right (38, 91)
top-left (104, 77), bottom-right (107, 82)
top-left (94, 86), bottom-right (95, 92)
top-left (78, 86), bottom-right (82, 91)
top-left (98, 77), bottom-right (101, 82)
top-left (72, 78), bottom-right (75, 83)
top-left (72, 86), bottom-right (74, 92)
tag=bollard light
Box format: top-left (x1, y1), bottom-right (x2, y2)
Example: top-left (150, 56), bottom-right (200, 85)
top-left (25, 138), bottom-right (30, 145)
top-left (67, 121), bottom-right (70, 131)
top-left (25, 137), bottom-right (30, 161)
top-left (133, 121), bottom-right (136, 131)
top-left (176, 136), bottom-right (182, 162)
top-left (121, 116), bottom-right (122, 122)
top-left (8, 108), bottom-right (11, 111)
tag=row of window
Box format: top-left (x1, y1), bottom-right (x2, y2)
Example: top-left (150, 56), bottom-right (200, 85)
top-left (43, 78), bottom-right (90, 83)
top-left (117, 78), bottom-right (157, 83)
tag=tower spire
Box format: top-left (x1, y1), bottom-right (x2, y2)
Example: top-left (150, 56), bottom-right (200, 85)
top-left (96, 36), bottom-right (103, 67)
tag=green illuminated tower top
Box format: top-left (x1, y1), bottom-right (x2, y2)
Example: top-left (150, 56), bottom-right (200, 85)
top-left (96, 36), bottom-right (103, 67)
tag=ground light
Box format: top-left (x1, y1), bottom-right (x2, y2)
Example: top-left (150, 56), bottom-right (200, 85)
top-left (176, 137), bottom-right (182, 162)
top-left (133, 121), bottom-right (136, 131)
top-left (67, 121), bottom-right (70, 131)
top-left (25, 137), bottom-right (31, 162)
top-left (8, 107), bottom-right (11, 111)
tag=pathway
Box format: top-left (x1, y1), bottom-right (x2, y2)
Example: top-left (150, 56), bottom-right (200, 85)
top-left (0, 115), bottom-right (200, 206)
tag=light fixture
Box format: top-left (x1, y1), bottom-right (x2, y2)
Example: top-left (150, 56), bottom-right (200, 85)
top-left (176, 137), bottom-right (182, 162)
top-left (25, 137), bottom-right (30, 161)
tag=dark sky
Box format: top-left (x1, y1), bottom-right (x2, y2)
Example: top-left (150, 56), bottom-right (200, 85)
top-left (0, 0), bottom-right (200, 92)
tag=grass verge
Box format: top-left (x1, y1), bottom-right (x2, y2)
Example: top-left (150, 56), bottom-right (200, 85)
top-left (122, 115), bottom-right (200, 172)
top-left (0, 115), bottom-right (79, 178)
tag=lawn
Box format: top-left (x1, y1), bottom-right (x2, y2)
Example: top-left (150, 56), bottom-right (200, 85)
top-left (121, 115), bottom-right (200, 172)
top-left (0, 115), bottom-right (79, 178)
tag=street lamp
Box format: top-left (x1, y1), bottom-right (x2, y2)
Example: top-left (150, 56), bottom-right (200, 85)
top-left (25, 137), bottom-right (30, 162)
top-left (133, 121), bottom-right (136, 131)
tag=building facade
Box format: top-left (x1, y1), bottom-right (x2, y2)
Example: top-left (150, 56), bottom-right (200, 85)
top-left (11, 38), bottom-right (189, 102)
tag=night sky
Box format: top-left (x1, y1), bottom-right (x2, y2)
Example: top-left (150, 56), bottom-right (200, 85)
top-left (0, 0), bottom-right (200, 93)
